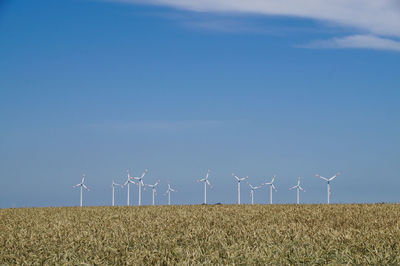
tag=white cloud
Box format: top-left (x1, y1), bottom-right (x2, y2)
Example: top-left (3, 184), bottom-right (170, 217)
top-left (303, 35), bottom-right (400, 51)
top-left (108, 0), bottom-right (400, 51)
top-left (112, 0), bottom-right (400, 37)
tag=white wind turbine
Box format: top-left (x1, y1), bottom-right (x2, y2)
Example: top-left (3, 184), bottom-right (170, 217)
top-left (164, 183), bottom-right (177, 205)
top-left (232, 173), bottom-right (248, 204)
top-left (145, 180), bottom-right (160, 206)
top-left (315, 171), bottom-right (342, 204)
top-left (196, 169), bottom-right (212, 204)
top-left (247, 182), bottom-right (264, 205)
top-left (123, 169), bottom-right (137, 206)
top-left (132, 169), bottom-right (148, 206)
top-left (111, 180), bottom-right (123, 206)
top-left (263, 175), bottom-right (277, 204)
top-left (72, 174), bottom-right (90, 207)
top-left (289, 177), bottom-right (305, 204)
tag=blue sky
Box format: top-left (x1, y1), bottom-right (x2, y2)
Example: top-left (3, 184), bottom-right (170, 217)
top-left (0, 0), bottom-right (399, 208)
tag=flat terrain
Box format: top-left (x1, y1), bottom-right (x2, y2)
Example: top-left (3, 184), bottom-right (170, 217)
top-left (1, 204), bottom-right (400, 264)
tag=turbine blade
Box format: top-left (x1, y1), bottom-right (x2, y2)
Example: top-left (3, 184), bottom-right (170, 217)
top-left (82, 184), bottom-right (89, 191)
top-left (289, 185), bottom-right (297, 190)
top-left (232, 174), bottom-right (240, 181)
top-left (140, 169), bottom-right (148, 179)
top-left (315, 174), bottom-right (328, 181)
top-left (329, 171), bottom-right (342, 181)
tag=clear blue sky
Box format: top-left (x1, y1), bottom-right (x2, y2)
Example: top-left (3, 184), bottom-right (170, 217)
top-left (1, 0), bottom-right (399, 207)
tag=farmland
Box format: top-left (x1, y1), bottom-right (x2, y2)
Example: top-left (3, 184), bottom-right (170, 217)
top-left (1, 204), bottom-right (400, 264)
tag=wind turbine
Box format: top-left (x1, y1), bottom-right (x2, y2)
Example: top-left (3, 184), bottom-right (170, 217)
top-left (247, 182), bottom-right (264, 205)
top-left (263, 175), bottom-right (277, 204)
top-left (315, 171), bottom-right (342, 204)
top-left (111, 180), bottom-right (123, 206)
top-left (197, 169), bottom-right (212, 204)
top-left (72, 174), bottom-right (90, 207)
top-left (145, 180), bottom-right (160, 206)
top-left (132, 169), bottom-right (148, 206)
top-left (289, 177), bottom-right (305, 204)
top-left (164, 183), bottom-right (177, 205)
top-left (232, 173), bottom-right (248, 204)
top-left (123, 169), bottom-right (137, 206)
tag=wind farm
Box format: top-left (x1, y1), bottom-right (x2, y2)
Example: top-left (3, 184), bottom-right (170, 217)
top-left (68, 168), bottom-right (349, 207)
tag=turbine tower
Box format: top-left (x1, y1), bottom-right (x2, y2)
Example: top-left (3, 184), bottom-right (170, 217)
top-left (289, 176), bottom-right (305, 204)
top-left (263, 175), bottom-right (277, 204)
top-left (232, 173), bottom-right (248, 204)
top-left (197, 169), bottom-right (212, 204)
top-left (247, 182), bottom-right (263, 205)
top-left (164, 183), bottom-right (177, 205)
top-left (111, 180), bottom-right (123, 206)
top-left (72, 174), bottom-right (90, 207)
top-left (145, 180), bottom-right (160, 206)
top-left (315, 171), bottom-right (341, 204)
top-left (132, 169), bottom-right (148, 206)
top-left (123, 169), bottom-right (137, 206)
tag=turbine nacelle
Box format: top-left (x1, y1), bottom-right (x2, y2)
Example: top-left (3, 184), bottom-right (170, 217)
top-left (289, 177), bottom-right (305, 192)
top-left (197, 169), bottom-right (212, 188)
top-left (73, 174), bottom-right (90, 191)
top-left (123, 169), bottom-right (138, 187)
top-left (145, 180), bottom-right (160, 191)
top-left (112, 180), bottom-right (123, 188)
top-left (232, 173), bottom-right (248, 182)
top-left (315, 171), bottom-right (341, 183)
top-left (165, 183), bottom-right (177, 194)
top-left (247, 182), bottom-right (263, 191)
top-left (133, 169), bottom-right (149, 186)
top-left (263, 175), bottom-right (278, 191)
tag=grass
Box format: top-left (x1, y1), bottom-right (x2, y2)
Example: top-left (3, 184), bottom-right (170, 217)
top-left (1, 204), bottom-right (400, 264)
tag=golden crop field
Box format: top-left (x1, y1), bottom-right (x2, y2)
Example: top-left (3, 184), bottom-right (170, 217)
top-left (1, 204), bottom-right (400, 264)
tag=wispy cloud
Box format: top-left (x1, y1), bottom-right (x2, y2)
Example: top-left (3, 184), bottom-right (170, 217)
top-left (107, 0), bottom-right (400, 51)
top-left (302, 35), bottom-right (400, 52)
top-left (111, 0), bottom-right (400, 36)
top-left (181, 19), bottom-right (267, 34)
top-left (89, 120), bottom-right (224, 132)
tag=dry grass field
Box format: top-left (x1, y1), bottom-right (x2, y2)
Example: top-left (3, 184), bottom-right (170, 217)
top-left (1, 204), bottom-right (400, 264)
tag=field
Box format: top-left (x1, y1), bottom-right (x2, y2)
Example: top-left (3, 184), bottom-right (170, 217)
top-left (1, 204), bottom-right (400, 264)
